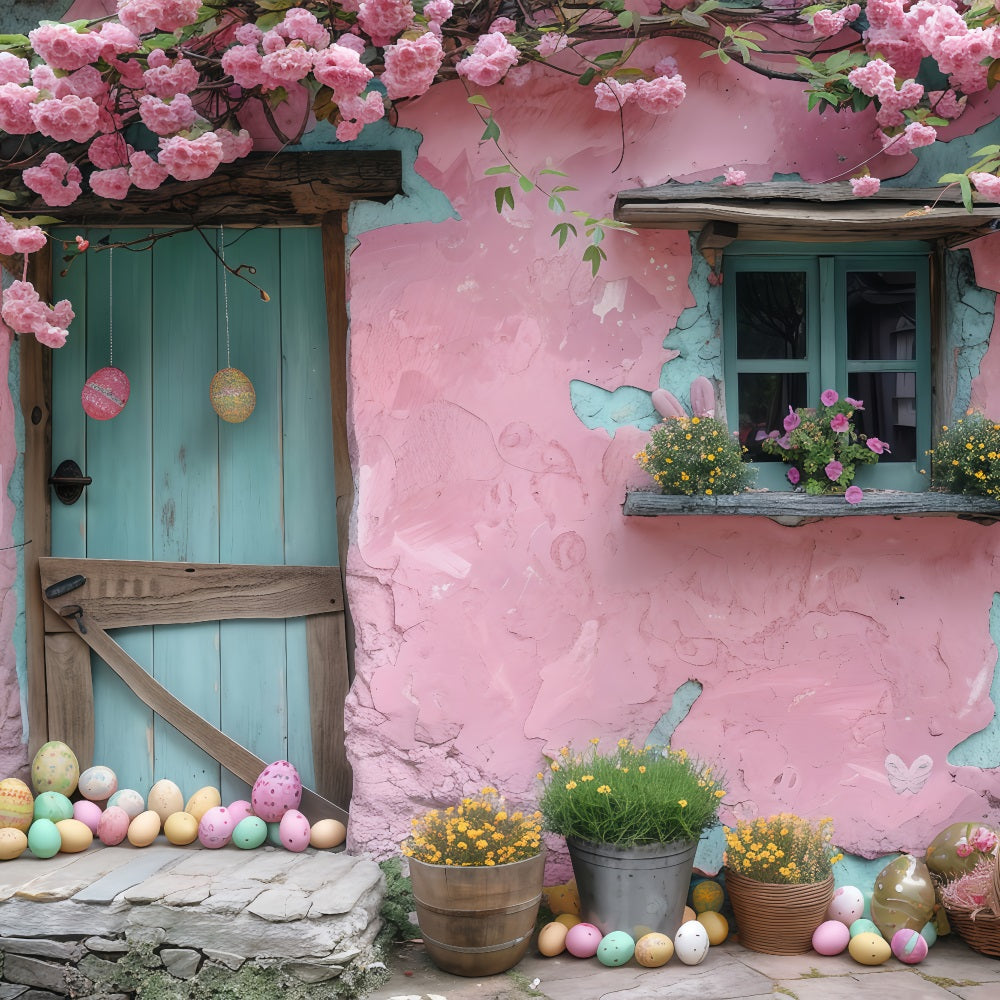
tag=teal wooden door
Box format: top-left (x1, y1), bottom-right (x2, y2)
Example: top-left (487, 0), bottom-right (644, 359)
top-left (49, 227), bottom-right (338, 802)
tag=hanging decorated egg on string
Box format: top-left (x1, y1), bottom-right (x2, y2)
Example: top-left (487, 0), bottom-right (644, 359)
top-left (210, 366), bottom-right (256, 423)
top-left (82, 365), bottom-right (130, 420)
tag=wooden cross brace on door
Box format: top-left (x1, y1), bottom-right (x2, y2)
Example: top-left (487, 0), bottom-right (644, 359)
top-left (38, 557), bottom-right (350, 825)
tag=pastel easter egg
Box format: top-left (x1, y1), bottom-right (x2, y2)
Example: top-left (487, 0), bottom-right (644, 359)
top-left (848, 931), bottom-right (892, 966)
top-left (184, 786), bottom-right (221, 822)
top-left (564, 922), bottom-right (602, 958)
top-left (920, 921), bottom-right (938, 947)
top-left (634, 932), bottom-right (674, 968)
top-left (674, 920), bottom-right (710, 966)
top-left (210, 367), bottom-right (256, 423)
top-left (27, 818), bottom-right (62, 858)
top-left (164, 812), bottom-right (199, 846)
top-left (34, 791), bottom-right (74, 823)
top-left (310, 818), bottom-right (346, 850)
top-left (827, 885), bottom-right (866, 925)
top-left (266, 821), bottom-right (283, 847)
top-left (198, 806), bottom-right (234, 849)
top-left (97, 806), bottom-right (131, 846)
top-left (251, 760), bottom-right (301, 822)
top-left (73, 799), bottom-right (103, 834)
top-left (682, 905), bottom-right (696, 924)
top-left (555, 913), bottom-right (581, 930)
top-left (30, 741), bottom-right (79, 796)
top-left (278, 809), bottom-right (311, 852)
top-left (147, 779), bottom-right (184, 824)
top-left (0, 777), bottom-right (34, 833)
top-left (107, 788), bottom-right (146, 819)
top-left (82, 366), bottom-right (130, 420)
top-left (691, 879), bottom-right (725, 913)
top-left (543, 880), bottom-right (581, 916)
top-left (232, 816), bottom-right (268, 850)
top-left (77, 765), bottom-right (118, 802)
top-left (536, 921), bottom-right (568, 957)
top-left (226, 800), bottom-right (254, 826)
top-left (697, 910), bottom-right (729, 946)
top-left (891, 927), bottom-right (929, 964)
top-left (0, 827), bottom-right (28, 860)
top-left (127, 810), bottom-right (161, 847)
top-left (812, 919), bottom-right (851, 956)
top-left (871, 854), bottom-right (935, 941)
top-left (597, 930), bottom-right (635, 967)
top-left (56, 818), bottom-right (93, 853)
top-left (849, 918), bottom-right (881, 939)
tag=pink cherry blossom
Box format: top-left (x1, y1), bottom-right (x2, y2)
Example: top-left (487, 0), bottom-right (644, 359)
top-left (381, 33), bottom-right (444, 100)
top-left (358, 0), bottom-right (416, 47)
top-left (221, 45), bottom-right (265, 89)
top-left (116, 0), bottom-right (202, 35)
top-left (61, 66), bottom-right (110, 103)
top-left (633, 75), bottom-right (686, 115)
top-left (139, 93), bottom-right (198, 135)
top-left (537, 33), bottom-right (569, 57)
top-left (157, 133), bottom-right (225, 182)
top-left (313, 45), bottom-right (375, 99)
top-left (96, 21), bottom-right (139, 59)
top-left (654, 55), bottom-right (679, 77)
top-left (830, 413), bottom-right (850, 432)
top-left (724, 167), bottom-right (747, 186)
top-left (22, 153), bottom-right (83, 207)
top-left (490, 17), bottom-right (517, 34)
top-left (813, 5), bottom-right (860, 36)
top-left (89, 133), bottom-right (133, 170)
top-left (277, 8), bottom-right (331, 49)
top-left (214, 128), bottom-right (253, 164)
top-left (0, 53), bottom-right (30, 86)
top-left (594, 78), bottom-right (636, 111)
top-left (424, 0), bottom-right (453, 24)
top-left (337, 33), bottom-right (367, 55)
top-left (851, 175), bottom-right (881, 196)
top-left (90, 167), bottom-right (132, 200)
top-left (845, 486), bottom-right (864, 504)
top-left (1, 280), bottom-right (73, 349)
top-left (821, 389), bottom-right (839, 405)
top-left (825, 460), bottom-right (844, 481)
top-left (455, 32), bottom-right (520, 87)
top-left (29, 95), bottom-right (101, 144)
top-left (882, 120), bottom-right (937, 156)
top-left (234, 23), bottom-right (263, 46)
top-left (261, 44), bottom-right (316, 89)
top-left (128, 150), bottom-right (169, 190)
top-left (783, 406), bottom-right (801, 431)
top-left (970, 172), bottom-right (1000, 203)
top-left (143, 56), bottom-right (200, 99)
top-left (0, 218), bottom-right (47, 256)
top-left (335, 91), bottom-right (386, 142)
top-left (0, 83), bottom-right (41, 135)
top-left (28, 24), bottom-right (103, 71)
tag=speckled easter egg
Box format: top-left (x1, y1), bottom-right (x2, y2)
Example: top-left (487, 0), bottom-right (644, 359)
top-left (107, 788), bottom-right (145, 819)
top-left (232, 816), bottom-right (268, 850)
top-left (848, 931), bottom-right (892, 966)
top-left (674, 920), bottom-right (710, 966)
top-left (210, 367), bottom-right (256, 423)
top-left (184, 786), bottom-right (221, 822)
top-left (73, 799), bottom-right (103, 834)
top-left (97, 805), bottom-right (131, 846)
top-left (251, 760), bottom-right (301, 822)
top-left (82, 366), bottom-right (130, 420)
top-left (827, 885), bottom-right (866, 926)
top-left (596, 931), bottom-right (635, 967)
top-left (891, 927), bottom-right (929, 964)
top-left (30, 741), bottom-right (79, 796)
top-left (0, 777), bottom-right (34, 833)
top-left (27, 818), bottom-right (62, 858)
top-left (33, 791), bottom-right (74, 823)
top-left (0, 827), bottom-right (28, 860)
top-left (198, 806), bottom-right (235, 849)
top-left (56, 818), bottom-right (93, 853)
top-left (278, 809), bottom-right (311, 852)
top-left (634, 932), bottom-right (674, 968)
top-left (812, 919), bottom-right (851, 956)
top-left (147, 779), bottom-right (184, 824)
top-left (564, 922), bottom-right (602, 958)
top-left (78, 765), bottom-right (118, 802)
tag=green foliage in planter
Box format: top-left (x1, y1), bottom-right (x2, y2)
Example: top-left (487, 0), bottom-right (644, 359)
top-left (377, 857), bottom-right (416, 944)
top-left (929, 412), bottom-right (1000, 500)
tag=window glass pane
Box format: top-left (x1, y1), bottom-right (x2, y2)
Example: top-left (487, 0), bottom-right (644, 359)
top-left (735, 272), bottom-right (807, 359)
top-left (847, 372), bottom-right (916, 462)
top-left (738, 372), bottom-right (807, 461)
top-left (846, 271), bottom-right (917, 361)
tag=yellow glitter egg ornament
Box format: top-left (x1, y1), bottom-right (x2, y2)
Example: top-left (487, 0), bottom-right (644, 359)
top-left (210, 367), bottom-right (255, 423)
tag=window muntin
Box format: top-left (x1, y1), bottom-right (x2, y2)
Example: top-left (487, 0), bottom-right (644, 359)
top-left (723, 244), bottom-right (931, 491)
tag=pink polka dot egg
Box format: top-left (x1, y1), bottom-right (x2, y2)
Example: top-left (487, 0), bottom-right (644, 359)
top-left (278, 809), bottom-right (311, 852)
top-left (198, 805), bottom-right (235, 849)
top-left (827, 885), bottom-right (866, 925)
top-left (251, 760), bottom-right (302, 822)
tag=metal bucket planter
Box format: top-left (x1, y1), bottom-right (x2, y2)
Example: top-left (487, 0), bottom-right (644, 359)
top-left (566, 837), bottom-right (698, 937)
top-left (409, 850), bottom-right (546, 977)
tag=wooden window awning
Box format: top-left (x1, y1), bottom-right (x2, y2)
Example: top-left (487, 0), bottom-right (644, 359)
top-left (613, 181), bottom-right (1000, 247)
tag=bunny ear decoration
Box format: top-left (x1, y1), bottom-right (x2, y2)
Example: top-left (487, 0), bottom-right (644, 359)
top-left (651, 388), bottom-right (686, 419)
top-left (689, 376), bottom-right (716, 418)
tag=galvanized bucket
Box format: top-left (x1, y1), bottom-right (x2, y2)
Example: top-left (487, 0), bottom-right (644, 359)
top-left (567, 837), bottom-right (698, 937)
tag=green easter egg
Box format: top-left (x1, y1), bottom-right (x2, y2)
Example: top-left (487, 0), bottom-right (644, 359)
top-left (33, 791), bottom-right (73, 823)
top-left (597, 930), bottom-right (635, 967)
top-left (232, 816), bottom-right (267, 850)
top-left (27, 818), bottom-right (62, 859)
top-left (266, 821), bottom-right (283, 847)
top-left (920, 921), bottom-right (938, 947)
top-left (849, 918), bottom-right (881, 938)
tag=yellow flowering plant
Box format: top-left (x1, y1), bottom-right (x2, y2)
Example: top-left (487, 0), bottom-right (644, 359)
top-left (634, 415), bottom-right (753, 496)
top-left (401, 787), bottom-right (543, 867)
top-left (537, 739), bottom-right (726, 848)
top-left (928, 412), bottom-right (1000, 500)
top-left (724, 814), bottom-right (843, 885)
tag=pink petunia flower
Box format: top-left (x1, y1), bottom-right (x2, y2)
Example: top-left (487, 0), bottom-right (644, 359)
top-left (787, 467), bottom-right (801, 486)
top-left (845, 396), bottom-right (864, 409)
top-left (783, 406), bottom-right (801, 432)
top-left (830, 413), bottom-right (850, 432)
top-left (866, 437), bottom-right (890, 454)
top-left (820, 389), bottom-right (839, 406)
top-left (845, 486), bottom-right (863, 504)
top-left (825, 460), bottom-right (844, 481)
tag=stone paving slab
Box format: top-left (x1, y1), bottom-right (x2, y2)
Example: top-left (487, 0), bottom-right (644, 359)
top-left (72, 846), bottom-right (183, 903)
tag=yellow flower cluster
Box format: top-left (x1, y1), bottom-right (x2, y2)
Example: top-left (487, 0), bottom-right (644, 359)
top-left (724, 813), bottom-right (843, 885)
top-left (634, 415), bottom-right (752, 496)
top-left (929, 412), bottom-right (1000, 500)
top-left (402, 788), bottom-right (543, 867)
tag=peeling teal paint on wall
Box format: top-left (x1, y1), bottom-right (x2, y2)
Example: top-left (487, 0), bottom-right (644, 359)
top-left (948, 592), bottom-right (1000, 769)
top-left (882, 119), bottom-right (1000, 190)
top-left (647, 678), bottom-right (704, 748)
top-left (567, 381), bottom-right (659, 435)
top-left (946, 248), bottom-right (997, 419)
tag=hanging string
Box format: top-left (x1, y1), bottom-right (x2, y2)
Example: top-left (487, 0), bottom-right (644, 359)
top-left (219, 225), bottom-right (231, 368)
top-left (108, 245), bottom-right (113, 367)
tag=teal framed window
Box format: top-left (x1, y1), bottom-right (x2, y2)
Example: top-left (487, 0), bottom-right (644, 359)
top-left (722, 242), bottom-right (932, 491)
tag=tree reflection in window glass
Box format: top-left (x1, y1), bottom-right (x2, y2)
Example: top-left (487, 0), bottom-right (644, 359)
top-left (736, 272), bottom-right (807, 360)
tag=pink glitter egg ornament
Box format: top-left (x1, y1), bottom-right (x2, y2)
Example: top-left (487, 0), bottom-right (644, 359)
top-left (210, 367), bottom-right (255, 423)
top-left (82, 366), bottom-right (130, 419)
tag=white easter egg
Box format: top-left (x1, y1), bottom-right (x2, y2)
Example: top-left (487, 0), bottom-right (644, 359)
top-left (673, 920), bottom-right (710, 966)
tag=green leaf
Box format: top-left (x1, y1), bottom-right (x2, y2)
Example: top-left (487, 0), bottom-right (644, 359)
top-left (494, 186), bottom-right (514, 213)
top-left (484, 165), bottom-right (514, 175)
top-left (481, 116), bottom-right (501, 142)
top-left (960, 175), bottom-right (974, 213)
top-left (25, 216), bottom-right (60, 226)
top-left (694, 1), bottom-right (721, 15)
top-left (680, 9), bottom-right (709, 27)
top-left (467, 95), bottom-right (491, 108)
top-left (255, 0), bottom-right (294, 9)
top-left (578, 68), bottom-right (597, 86)
top-left (939, 172), bottom-right (967, 183)
top-left (548, 195), bottom-right (566, 213)
top-left (538, 168), bottom-right (569, 177)
top-left (717, 50), bottom-right (731, 65)
top-left (738, 31), bottom-right (767, 42)
top-left (594, 51), bottom-right (624, 65)
top-left (973, 145), bottom-right (1000, 157)
top-left (142, 33), bottom-right (180, 51)
top-left (518, 175), bottom-right (535, 193)
top-left (582, 244), bottom-right (608, 277)
top-left (0, 189), bottom-right (19, 203)
top-left (0, 34), bottom-right (29, 47)
top-left (551, 222), bottom-right (577, 248)
top-left (616, 11), bottom-right (634, 28)
top-left (551, 185), bottom-right (578, 193)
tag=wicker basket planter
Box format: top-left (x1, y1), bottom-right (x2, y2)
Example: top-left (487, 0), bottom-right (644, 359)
top-left (943, 858), bottom-right (1000, 958)
top-left (725, 868), bottom-right (834, 955)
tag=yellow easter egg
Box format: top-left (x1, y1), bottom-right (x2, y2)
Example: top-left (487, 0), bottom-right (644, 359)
top-left (128, 810), bottom-right (162, 847)
top-left (164, 811), bottom-right (199, 845)
top-left (697, 910), bottom-right (729, 945)
top-left (184, 787), bottom-right (221, 823)
top-left (0, 827), bottom-right (28, 860)
top-left (692, 879), bottom-right (725, 913)
top-left (210, 368), bottom-right (256, 423)
top-left (147, 779), bottom-right (184, 824)
top-left (543, 879), bottom-right (580, 916)
top-left (0, 777), bottom-right (34, 833)
top-left (634, 932), bottom-right (674, 967)
top-left (31, 741), bottom-right (79, 796)
top-left (554, 913), bottom-right (581, 929)
top-left (848, 931), bottom-right (892, 966)
top-left (310, 818), bottom-right (347, 849)
top-left (55, 818), bottom-right (93, 853)
top-left (536, 921), bottom-right (569, 957)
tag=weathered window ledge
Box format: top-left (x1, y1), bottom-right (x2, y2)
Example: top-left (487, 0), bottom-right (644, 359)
top-left (623, 490), bottom-right (1000, 526)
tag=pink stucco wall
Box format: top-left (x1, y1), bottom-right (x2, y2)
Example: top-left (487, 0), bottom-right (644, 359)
top-left (341, 46), bottom-right (1000, 866)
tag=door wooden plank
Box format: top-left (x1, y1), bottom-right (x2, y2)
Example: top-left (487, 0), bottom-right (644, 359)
top-left (306, 612), bottom-right (352, 808)
top-left (39, 558), bottom-right (344, 625)
top-left (43, 632), bottom-right (94, 770)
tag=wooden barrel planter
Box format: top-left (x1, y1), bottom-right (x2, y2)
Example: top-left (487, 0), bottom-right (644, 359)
top-left (408, 850), bottom-right (546, 976)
